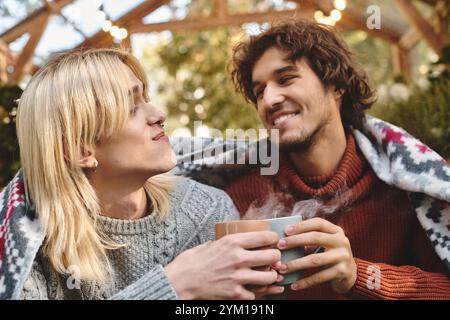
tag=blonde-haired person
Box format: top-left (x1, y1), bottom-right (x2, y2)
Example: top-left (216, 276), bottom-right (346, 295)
top-left (4, 48), bottom-right (283, 300)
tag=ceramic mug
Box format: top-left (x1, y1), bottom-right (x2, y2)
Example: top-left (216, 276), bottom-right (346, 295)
top-left (215, 215), bottom-right (304, 285)
top-left (265, 215), bottom-right (304, 285)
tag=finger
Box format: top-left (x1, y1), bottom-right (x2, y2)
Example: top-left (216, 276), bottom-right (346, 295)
top-left (254, 285), bottom-right (285, 298)
top-left (224, 231), bottom-right (279, 249)
top-left (239, 268), bottom-right (279, 286)
top-left (281, 250), bottom-right (342, 273)
top-left (304, 246), bottom-right (324, 255)
top-left (278, 231), bottom-right (338, 250)
top-left (243, 248), bottom-right (281, 268)
top-left (271, 261), bottom-right (283, 270)
top-left (290, 267), bottom-right (337, 291)
top-left (233, 287), bottom-right (256, 300)
top-left (249, 274), bottom-right (283, 293)
top-left (285, 218), bottom-right (342, 236)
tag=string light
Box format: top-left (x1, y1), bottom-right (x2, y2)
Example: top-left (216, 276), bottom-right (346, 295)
top-left (102, 20), bottom-right (112, 32)
top-left (116, 28), bottom-right (128, 40)
top-left (318, 16), bottom-right (336, 26)
top-left (314, 10), bottom-right (324, 21)
top-left (96, 1), bottom-right (128, 40)
top-left (333, 0), bottom-right (347, 11)
top-left (314, 0), bottom-right (347, 26)
top-left (314, 10), bottom-right (336, 26)
top-left (330, 9), bottom-right (342, 21)
top-left (110, 25), bottom-right (119, 37)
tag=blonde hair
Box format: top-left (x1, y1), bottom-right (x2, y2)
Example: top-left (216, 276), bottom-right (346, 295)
top-left (16, 48), bottom-right (174, 284)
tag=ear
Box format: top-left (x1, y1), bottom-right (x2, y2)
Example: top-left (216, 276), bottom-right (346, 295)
top-left (331, 87), bottom-right (344, 110)
top-left (333, 88), bottom-right (344, 100)
top-left (79, 147), bottom-right (97, 170)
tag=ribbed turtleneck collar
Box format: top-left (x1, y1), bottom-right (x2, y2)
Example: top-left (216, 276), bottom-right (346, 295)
top-left (278, 134), bottom-right (376, 205)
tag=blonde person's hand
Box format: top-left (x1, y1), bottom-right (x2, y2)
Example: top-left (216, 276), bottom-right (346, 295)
top-left (277, 217), bottom-right (357, 294)
top-left (248, 261), bottom-right (286, 299)
top-left (165, 231), bottom-right (283, 300)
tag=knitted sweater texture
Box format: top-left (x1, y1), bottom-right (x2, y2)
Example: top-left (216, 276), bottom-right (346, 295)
top-left (21, 178), bottom-right (239, 300)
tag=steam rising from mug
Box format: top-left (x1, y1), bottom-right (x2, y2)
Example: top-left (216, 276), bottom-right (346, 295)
top-left (242, 182), bottom-right (351, 220)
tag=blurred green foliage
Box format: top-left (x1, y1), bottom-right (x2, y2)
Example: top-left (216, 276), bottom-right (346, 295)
top-left (369, 44), bottom-right (450, 159)
top-left (153, 27), bottom-right (261, 134)
top-left (0, 85), bottom-right (21, 186)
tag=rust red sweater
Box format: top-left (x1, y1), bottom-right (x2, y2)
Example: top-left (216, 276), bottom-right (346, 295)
top-left (225, 135), bottom-right (450, 299)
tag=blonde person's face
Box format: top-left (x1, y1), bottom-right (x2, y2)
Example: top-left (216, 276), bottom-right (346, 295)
top-left (93, 66), bottom-right (177, 179)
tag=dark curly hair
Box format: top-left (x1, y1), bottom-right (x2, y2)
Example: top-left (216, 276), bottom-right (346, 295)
top-left (230, 19), bottom-right (377, 131)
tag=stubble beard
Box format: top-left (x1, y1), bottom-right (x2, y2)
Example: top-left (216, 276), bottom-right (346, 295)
top-left (277, 112), bottom-right (332, 153)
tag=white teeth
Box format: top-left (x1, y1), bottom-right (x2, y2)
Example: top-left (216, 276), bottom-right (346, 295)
top-left (273, 113), bottom-right (298, 126)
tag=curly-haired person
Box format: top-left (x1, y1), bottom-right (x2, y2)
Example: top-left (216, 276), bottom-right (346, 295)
top-left (226, 19), bottom-right (450, 299)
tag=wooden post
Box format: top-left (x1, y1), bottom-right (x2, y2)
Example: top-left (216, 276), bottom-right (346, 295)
top-left (391, 44), bottom-right (411, 81)
top-left (0, 39), bottom-right (11, 84)
top-left (213, 0), bottom-right (228, 18)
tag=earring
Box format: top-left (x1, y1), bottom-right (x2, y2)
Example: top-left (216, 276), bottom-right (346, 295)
top-left (92, 160), bottom-right (98, 173)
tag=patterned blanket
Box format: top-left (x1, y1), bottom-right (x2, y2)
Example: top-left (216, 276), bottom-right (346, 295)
top-left (171, 116), bottom-right (450, 271)
top-left (1, 116), bottom-right (449, 299)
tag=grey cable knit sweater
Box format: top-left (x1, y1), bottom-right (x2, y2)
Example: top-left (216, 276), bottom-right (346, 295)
top-left (20, 178), bottom-right (239, 300)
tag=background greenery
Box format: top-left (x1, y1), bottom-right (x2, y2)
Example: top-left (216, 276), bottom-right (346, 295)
top-left (0, 86), bottom-right (21, 185)
top-left (369, 44), bottom-right (450, 159)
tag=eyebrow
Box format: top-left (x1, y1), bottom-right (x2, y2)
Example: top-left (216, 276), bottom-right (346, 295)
top-left (274, 65), bottom-right (298, 74)
top-left (128, 83), bottom-right (144, 101)
top-left (131, 84), bottom-right (142, 94)
top-left (251, 65), bottom-right (299, 93)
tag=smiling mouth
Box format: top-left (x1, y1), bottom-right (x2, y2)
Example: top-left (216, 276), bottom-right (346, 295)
top-left (152, 132), bottom-right (167, 141)
top-left (272, 112), bottom-right (300, 126)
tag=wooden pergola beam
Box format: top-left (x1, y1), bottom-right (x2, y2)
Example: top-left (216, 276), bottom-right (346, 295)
top-left (340, 9), bottom-right (401, 43)
top-left (129, 8), bottom-right (316, 34)
top-left (0, 40), bottom-right (13, 84)
top-left (418, 0), bottom-right (437, 6)
top-left (399, 29), bottom-right (422, 51)
top-left (74, 0), bottom-right (170, 49)
top-left (130, 0), bottom-right (402, 43)
top-left (304, 0), bottom-right (402, 44)
top-left (0, 0), bottom-right (74, 84)
top-left (399, 8), bottom-right (435, 52)
top-left (0, 0), bottom-right (74, 44)
top-left (395, 0), bottom-right (447, 55)
top-left (391, 44), bottom-right (410, 79)
top-left (9, 12), bottom-right (51, 83)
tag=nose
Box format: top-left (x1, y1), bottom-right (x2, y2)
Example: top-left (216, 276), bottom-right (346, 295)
top-left (146, 104), bottom-right (166, 127)
top-left (261, 83), bottom-right (285, 110)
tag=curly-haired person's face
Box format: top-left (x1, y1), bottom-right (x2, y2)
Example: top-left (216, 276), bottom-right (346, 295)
top-left (251, 47), bottom-right (343, 151)
top-left (93, 66), bottom-right (177, 180)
